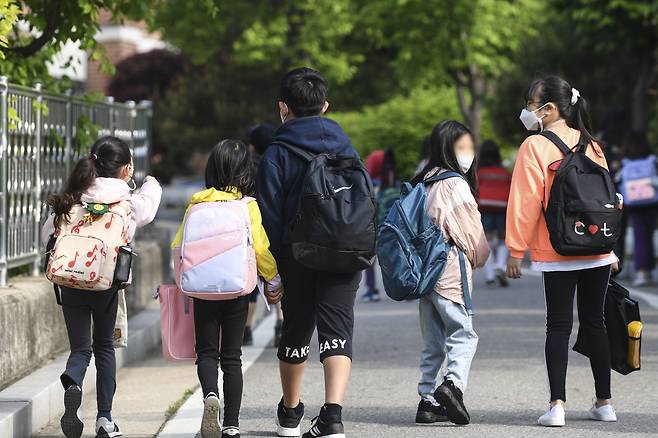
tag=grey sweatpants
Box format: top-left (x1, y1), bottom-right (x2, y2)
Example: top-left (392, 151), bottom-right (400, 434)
top-left (418, 292), bottom-right (478, 400)
top-left (60, 287), bottom-right (118, 413)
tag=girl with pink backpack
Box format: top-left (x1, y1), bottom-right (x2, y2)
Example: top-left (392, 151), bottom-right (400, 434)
top-left (42, 136), bottom-right (162, 438)
top-left (170, 139), bottom-right (283, 438)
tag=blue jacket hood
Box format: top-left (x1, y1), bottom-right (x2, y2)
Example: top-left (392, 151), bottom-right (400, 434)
top-left (273, 116), bottom-right (355, 155)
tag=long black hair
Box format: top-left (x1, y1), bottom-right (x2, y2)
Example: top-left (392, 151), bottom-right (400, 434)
top-left (48, 136), bottom-right (131, 227)
top-left (412, 120), bottom-right (478, 196)
top-left (205, 139), bottom-right (255, 196)
top-left (526, 75), bottom-right (597, 144)
top-left (478, 140), bottom-right (502, 168)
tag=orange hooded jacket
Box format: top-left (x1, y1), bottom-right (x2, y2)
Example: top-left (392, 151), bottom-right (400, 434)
top-left (506, 119), bottom-right (612, 262)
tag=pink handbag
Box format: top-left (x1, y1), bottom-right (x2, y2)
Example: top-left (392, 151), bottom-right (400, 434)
top-left (157, 284), bottom-right (196, 361)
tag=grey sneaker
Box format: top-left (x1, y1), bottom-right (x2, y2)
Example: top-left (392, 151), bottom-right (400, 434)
top-left (201, 393), bottom-right (221, 438)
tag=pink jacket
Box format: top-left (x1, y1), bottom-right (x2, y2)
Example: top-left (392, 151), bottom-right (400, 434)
top-left (41, 177), bottom-right (162, 246)
top-left (425, 168), bottom-right (490, 305)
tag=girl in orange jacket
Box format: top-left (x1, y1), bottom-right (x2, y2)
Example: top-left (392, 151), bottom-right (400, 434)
top-left (506, 76), bottom-right (619, 427)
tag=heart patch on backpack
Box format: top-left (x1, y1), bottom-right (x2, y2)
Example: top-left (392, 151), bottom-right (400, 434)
top-left (588, 224), bottom-right (599, 235)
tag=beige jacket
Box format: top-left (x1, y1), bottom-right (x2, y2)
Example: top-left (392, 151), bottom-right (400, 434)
top-left (424, 168), bottom-right (490, 305)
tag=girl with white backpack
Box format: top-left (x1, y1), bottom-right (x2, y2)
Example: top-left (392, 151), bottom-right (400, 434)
top-left (171, 139), bottom-right (283, 438)
top-left (42, 136), bottom-right (162, 438)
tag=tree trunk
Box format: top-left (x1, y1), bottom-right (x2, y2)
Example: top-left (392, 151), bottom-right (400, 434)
top-left (453, 65), bottom-right (485, 144)
top-left (631, 54), bottom-right (657, 132)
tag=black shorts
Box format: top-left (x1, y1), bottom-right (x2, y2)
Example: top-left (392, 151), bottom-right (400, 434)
top-left (277, 258), bottom-right (361, 364)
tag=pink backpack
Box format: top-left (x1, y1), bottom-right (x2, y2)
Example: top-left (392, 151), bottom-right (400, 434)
top-left (46, 201), bottom-right (131, 291)
top-left (157, 284), bottom-right (196, 361)
top-left (173, 198), bottom-right (257, 300)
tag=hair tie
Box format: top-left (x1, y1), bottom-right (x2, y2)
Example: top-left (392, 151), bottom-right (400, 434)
top-left (570, 88), bottom-right (580, 106)
top-left (89, 153), bottom-right (98, 161)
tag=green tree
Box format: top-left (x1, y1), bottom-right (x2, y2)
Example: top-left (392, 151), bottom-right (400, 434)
top-left (0, 0), bottom-right (156, 88)
top-left (556, 0), bottom-right (658, 131)
top-left (359, 0), bottom-right (544, 143)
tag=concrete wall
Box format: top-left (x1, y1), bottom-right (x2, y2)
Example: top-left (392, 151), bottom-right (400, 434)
top-left (0, 228), bottom-right (171, 390)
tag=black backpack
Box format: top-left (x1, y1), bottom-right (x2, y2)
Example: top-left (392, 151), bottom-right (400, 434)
top-left (279, 143), bottom-right (377, 272)
top-left (542, 131), bottom-right (622, 256)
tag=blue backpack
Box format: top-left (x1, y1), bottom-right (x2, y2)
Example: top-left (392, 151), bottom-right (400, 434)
top-left (620, 155), bottom-right (658, 207)
top-left (377, 171), bottom-right (473, 314)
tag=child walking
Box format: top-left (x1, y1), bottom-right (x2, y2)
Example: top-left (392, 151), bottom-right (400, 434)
top-left (43, 136), bottom-right (162, 438)
top-left (476, 140), bottom-right (512, 288)
top-left (171, 140), bottom-right (282, 438)
top-left (412, 121), bottom-right (490, 426)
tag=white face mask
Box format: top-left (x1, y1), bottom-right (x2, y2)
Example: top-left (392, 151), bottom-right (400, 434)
top-left (519, 103), bottom-right (548, 131)
top-left (456, 153), bottom-right (475, 173)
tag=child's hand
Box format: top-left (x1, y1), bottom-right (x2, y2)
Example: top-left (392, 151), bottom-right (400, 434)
top-left (506, 256), bottom-right (523, 279)
top-left (144, 175), bottom-right (159, 184)
top-left (265, 285), bottom-right (284, 304)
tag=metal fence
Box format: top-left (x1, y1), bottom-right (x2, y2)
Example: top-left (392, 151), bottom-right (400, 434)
top-left (0, 77), bottom-right (152, 287)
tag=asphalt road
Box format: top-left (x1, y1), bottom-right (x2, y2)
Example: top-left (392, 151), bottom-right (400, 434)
top-left (237, 269), bottom-right (658, 438)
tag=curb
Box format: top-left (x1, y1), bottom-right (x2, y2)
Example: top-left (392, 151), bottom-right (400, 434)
top-left (0, 307), bottom-right (162, 437)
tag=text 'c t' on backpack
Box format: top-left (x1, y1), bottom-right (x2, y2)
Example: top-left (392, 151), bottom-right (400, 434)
top-left (541, 131), bottom-right (622, 256)
top-left (377, 171), bottom-right (474, 314)
top-left (278, 142), bottom-right (377, 273)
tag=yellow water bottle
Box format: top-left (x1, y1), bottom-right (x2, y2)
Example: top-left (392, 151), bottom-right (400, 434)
top-left (627, 321), bottom-right (642, 369)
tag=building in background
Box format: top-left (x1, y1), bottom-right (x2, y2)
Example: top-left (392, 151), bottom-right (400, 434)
top-left (47, 10), bottom-right (167, 93)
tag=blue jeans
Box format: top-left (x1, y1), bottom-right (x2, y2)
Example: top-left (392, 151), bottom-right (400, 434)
top-left (418, 293), bottom-right (478, 400)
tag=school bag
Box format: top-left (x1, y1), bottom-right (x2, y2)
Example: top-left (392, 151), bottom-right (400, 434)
top-left (174, 198), bottom-right (257, 300)
top-left (619, 155), bottom-right (658, 207)
top-left (278, 142), bottom-right (377, 273)
top-left (377, 171), bottom-right (473, 313)
top-left (477, 166), bottom-right (511, 213)
top-left (46, 201), bottom-right (131, 291)
top-left (156, 284), bottom-right (197, 361)
top-left (573, 279), bottom-right (641, 375)
top-left (540, 131), bottom-right (622, 256)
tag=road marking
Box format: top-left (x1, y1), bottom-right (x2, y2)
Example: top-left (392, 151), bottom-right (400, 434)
top-left (157, 311), bottom-right (277, 437)
top-left (522, 269), bottom-right (658, 309)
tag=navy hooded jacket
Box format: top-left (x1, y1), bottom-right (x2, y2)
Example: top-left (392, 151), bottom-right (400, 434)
top-left (256, 116), bottom-right (359, 260)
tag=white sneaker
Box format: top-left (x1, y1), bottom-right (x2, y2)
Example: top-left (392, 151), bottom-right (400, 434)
top-left (588, 403), bottom-right (617, 422)
top-left (201, 394), bottom-right (221, 438)
top-left (95, 417), bottom-right (122, 437)
top-left (538, 404), bottom-right (565, 427)
top-left (633, 271), bottom-right (651, 287)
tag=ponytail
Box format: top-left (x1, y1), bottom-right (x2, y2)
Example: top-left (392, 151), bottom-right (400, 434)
top-left (47, 136), bottom-right (132, 228)
top-left (526, 75), bottom-right (599, 146)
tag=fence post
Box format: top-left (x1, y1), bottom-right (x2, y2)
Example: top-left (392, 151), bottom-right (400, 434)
top-left (127, 100), bottom-right (136, 153)
top-left (138, 100), bottom-right (152, 177)
top-left (64, 89), bottom-right (72, 176)
top-left (0, 76), bottom-right (8, 287)
top-left (105, 96), bottom-right (114, 136)
top-left (31, 83), bottom-right (42, 276)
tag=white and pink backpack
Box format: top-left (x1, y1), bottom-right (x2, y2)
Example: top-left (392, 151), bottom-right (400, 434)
top-left (173, 197), bottom-right (257, 300)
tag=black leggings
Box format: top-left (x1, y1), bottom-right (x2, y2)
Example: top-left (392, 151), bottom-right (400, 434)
top-left (193, 296), bottom-right (248, 427)
top-left (543, 265), bottom-right (612, 402)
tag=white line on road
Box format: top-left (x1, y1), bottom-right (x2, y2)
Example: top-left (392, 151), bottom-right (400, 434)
top-left (522, 269), bottom-right (658, 309)
top-left (157, 311), bottom-right (277, 438)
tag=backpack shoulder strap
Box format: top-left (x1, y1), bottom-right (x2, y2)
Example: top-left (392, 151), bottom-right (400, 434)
top-left (457, 249), bottom-right (474, 316)
top-left (539, 131), bottom-right (572, 156)
top-left (424, 170), bottom-right (464, 184)
top-left (274, 141), bottom-right (316, 163)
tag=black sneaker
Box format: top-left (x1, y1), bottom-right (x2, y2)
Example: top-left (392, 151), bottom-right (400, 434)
top-left (496, 269), bottom-right (509, 287)
top-left (276, 398), bottom-right (304, 437)
top-left (302, 416), bottom-right (345, 437)
top-left (415, 399), bottom-right (448, 423)
top-left (221, 426), bottom-right (240, 438)
top-left (61, 385), bottom-right (83, 438)
top-left (434, 379), bottom-right (470, 425)
top-left (243, 327), bottom-right (253, 346)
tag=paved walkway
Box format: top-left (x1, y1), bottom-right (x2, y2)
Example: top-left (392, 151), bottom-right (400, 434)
top-left (35, 270), bottom-right (658, 437)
